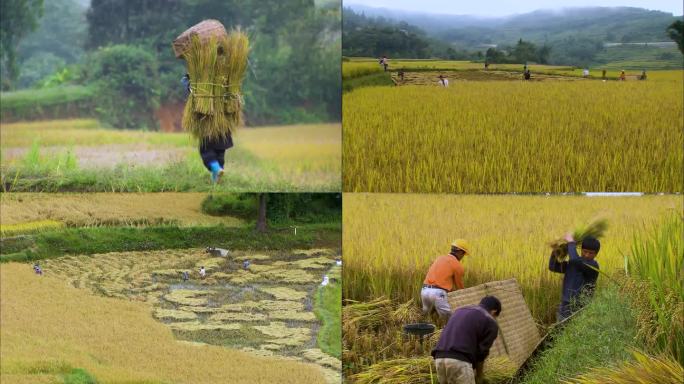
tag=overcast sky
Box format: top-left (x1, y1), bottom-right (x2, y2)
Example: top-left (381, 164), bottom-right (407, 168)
top-left (344, 0), bottom-right (683, 17)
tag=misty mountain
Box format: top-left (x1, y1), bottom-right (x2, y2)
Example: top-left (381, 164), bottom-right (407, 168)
top-left (345, 4), bottom-right (679, 46)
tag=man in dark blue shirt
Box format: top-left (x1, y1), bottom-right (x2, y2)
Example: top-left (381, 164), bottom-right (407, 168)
top-left (432, 296), bottom-right (501, 384)
top-left (549, 234), bottom-right (600, 321)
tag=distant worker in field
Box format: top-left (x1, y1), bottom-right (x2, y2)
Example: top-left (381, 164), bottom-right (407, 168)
top-left (199, 266), bottom-right (206, 279)
top-left (602, 69), bottom-right (607, 79)
top-left (33, 263), bottom-right (43, 276)
top-left (380, 56), bottom-right (389, 72)
top-left (484, 61), bottom-right (489, 70)
top-left (640, 70), bottom-right (647, 80)
top-left (548, 234), bottom-right (600, 321)
top-left (582, 68), bottom-right (589, 78)
top-left (431, 296), bottom-right (501, 384)
top-left (438, 75), bottom-right (449, 87)
top-left (523, 68), bottom-right (531, 80)
top-left (619, 70), bottom-right (626, 81)
top-left (181, 271), bottom-right (189, 281)
top-left (422, 239), bottom-right (471, 320)
top-left (398, 70), bottom-right (405, 82)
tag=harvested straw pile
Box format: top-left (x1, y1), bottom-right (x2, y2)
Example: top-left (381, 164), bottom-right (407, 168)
top-left (350, 356), bottom-right (516, 384)
top-left (343, 297), bottom-right (419, 333)
top-left (549, 218), bottom-right (608, 262)
top-left (175, 21), bottom-right (249, 142)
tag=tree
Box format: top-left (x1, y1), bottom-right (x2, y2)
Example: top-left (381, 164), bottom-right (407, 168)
top-left (667, 20), bottom-right (683, 55)
top-left (0, 0), bottom-right (44, 90)
top-left (256, 194), bottom-right (268, 233)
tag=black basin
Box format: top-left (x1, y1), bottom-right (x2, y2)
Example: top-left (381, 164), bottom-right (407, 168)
top-left (403, 322), bottom-right (436, 337)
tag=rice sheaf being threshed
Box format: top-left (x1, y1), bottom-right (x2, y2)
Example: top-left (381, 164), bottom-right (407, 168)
top-left (172, 20), bottom-right (249, 143)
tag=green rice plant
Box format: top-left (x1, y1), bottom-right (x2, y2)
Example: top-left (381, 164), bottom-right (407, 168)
top-left (562, 350), bottom-right (683, 384)
top-left (624, 214), bottom-right (684, 364)
top-left (549, 218), bottom-right (609, 262)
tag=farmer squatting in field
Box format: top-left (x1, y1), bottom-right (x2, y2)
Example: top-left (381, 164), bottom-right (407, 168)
top-left (548, 234), bottom-right (600, 321)
top-left (432, 296), bottom-right (502, 384)
top-left (421, 239), bottom-right (471, 320)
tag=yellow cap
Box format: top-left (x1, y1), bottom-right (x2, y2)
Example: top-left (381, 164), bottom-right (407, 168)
top-left (451, 239), bottom-right (471, 255)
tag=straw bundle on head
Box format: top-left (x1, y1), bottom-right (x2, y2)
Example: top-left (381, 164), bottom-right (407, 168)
top-left (177, 23), bottom-right (249, 143)
top-left (549, 218), bottom-right (608, 262)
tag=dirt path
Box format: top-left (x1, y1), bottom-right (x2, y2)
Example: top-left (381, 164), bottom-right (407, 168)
top-left (2, 144), bottom-right (187, 168)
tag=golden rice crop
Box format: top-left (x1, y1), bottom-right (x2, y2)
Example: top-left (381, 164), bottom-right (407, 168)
top-left (0, 193), bottom-right (242, 227)
top-left (0, 263), bottom-right (326, 384)
top-left (342, 194), bottom-right (681, 324)
top-left (561, 350), bottom-right (683, 384)
top-left (343, 78), bottom-right (683, 193)
top-left (342, 62), bottom-right (384, 80)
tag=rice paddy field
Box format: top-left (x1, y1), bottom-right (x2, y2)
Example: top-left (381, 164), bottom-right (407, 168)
top-left (0, 119), bottom-right (341, 192)
top-left (0, 192), bottom-right (342, 383)
top-left (343, 59), bottom-right (683, 193)
top-left (342, 193), bottom-right (683, 382)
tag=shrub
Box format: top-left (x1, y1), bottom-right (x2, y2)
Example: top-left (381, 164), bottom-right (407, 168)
top-left (90, 44), bottom-right (160, 129)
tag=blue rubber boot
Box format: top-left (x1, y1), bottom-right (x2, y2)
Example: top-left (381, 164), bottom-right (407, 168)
top-left (209, 161), bottom-right (221, 183)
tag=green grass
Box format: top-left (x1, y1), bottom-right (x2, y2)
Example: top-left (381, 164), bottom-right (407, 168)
top-left (314, 275), bottom-right (342, 358)
top-left (2, 146), bottom-right (313, 192)
top-left (0, 223), bottom-right (342, 263)
top-left (0, 85), bottom-right (95, 122)
top-left (625, 214), bottom-right (683, 365)
top-left (519, 286), bottom-right (637, 384)
top-left (343, 72), bottom-right (394, 93)
top-left (63, 368), bottom-right (98, 384)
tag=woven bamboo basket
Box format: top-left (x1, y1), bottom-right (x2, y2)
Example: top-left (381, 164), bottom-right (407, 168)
top-left (173, 19), bottom-right (228, 59)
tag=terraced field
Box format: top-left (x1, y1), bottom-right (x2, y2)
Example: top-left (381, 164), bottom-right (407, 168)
top-left (42, 247), bottom-right (342, 382)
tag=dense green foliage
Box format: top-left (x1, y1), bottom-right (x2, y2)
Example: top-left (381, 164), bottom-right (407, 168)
top-left (0, 85), bottom-right (94, 121)
top-left (0, 223), bottom-right (341, 263)
top-left (63, 368), bottom-right (98, 384)
top-left (202, 193), bottom-right (342, 224)
top-left (6, 0), bottom-right (340, 126)
top-left (0, 0), bottom-right (44, 90)
top-left (15, 0), bottom-right (86, 88)
top-left (89, 44), bottom-right (160, 129)
top-left (345, 5), bottom-right (682, 67)
top-left (485, 39), bottom-right (551, 64)
top-left (668, 20), bottom-right (684, 54)
top-left (82, 0), bottom-right (340, 125)
top-left (342, 8), bottom-right (477, 59)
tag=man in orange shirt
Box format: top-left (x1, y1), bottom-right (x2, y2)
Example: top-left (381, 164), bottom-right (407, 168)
top-left (421, 239), bottom-right (471, 320)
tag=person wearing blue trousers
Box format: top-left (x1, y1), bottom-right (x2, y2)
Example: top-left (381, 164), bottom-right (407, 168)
top-left (182, 73), bottom-right (233, 183)
top-left (549, 234), bottom-right (600, 322)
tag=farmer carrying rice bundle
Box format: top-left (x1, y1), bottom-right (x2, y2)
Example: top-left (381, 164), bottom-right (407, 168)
top-left (548, 219), bottom-right (606, 321)
top-left (173, 20), bottom-right (249, 183)
top-left (421, 239), bottom-right (471, 320)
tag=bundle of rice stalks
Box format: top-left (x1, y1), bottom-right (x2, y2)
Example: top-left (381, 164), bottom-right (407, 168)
top-left (179, 26), bottom-right (249, 142)
top-left (350, 356), bottom-right (516, 384)
top-left (549, 218), bottom-right (608, 262)
top-left (350, 357), bottom-right (435, 384)
top-left (562, 350), bottom-right (683, 384)
top-left (343, 297), bottom-right (394, 333)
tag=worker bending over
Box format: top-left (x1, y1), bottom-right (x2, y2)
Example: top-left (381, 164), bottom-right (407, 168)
top-left (421, 239), bottom-right (471, 320)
